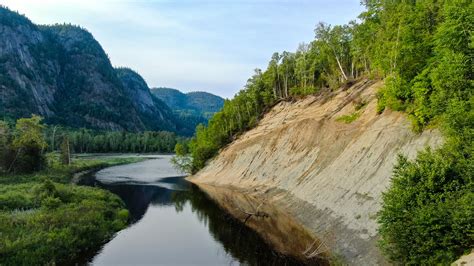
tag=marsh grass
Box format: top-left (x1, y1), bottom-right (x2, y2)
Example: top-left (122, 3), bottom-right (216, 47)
top-left (0, 155), bottom-right (140, 264)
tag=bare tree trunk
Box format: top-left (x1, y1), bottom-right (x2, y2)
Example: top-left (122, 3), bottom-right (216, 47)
top-left (334, 52), bottom-right (348, 80)
top-left (351, 61), bottom-right (355, 79)
top-left (364, 57), bottom-right (368, 73)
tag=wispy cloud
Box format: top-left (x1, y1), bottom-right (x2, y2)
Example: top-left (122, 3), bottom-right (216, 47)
top-left (1, 0), bottom-right (364, 98)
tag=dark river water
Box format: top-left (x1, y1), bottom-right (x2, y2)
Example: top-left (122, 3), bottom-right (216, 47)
top-left (77, 156), bottom-right (307, 265)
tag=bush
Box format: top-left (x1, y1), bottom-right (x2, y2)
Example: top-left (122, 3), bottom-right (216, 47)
top-left (7, 116), bottom-right (48, 173)
top-left (376, 74), bottom-right (411, 113)
top-left (336, 112), bottom-right (360, 123)
top-left (378, 142), bottom-right (473, 264)
top-left (0, 181), bottom-right (129, 265)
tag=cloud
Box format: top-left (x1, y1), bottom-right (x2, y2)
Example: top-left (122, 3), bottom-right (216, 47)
top-left (1, 0), bottom-right (364, 98)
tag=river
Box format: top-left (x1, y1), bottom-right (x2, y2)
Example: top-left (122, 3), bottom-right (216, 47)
top-left (76, 155), bottom-right (309, 265)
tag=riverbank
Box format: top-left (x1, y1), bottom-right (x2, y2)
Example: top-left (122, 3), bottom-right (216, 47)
top-left (188, 80), bottom-right (443, 264)
top-left (0, 154), bottom-right (143, 264)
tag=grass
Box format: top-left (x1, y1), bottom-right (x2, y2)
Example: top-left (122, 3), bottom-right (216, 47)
top-left (0, 153), bottom-right (144, 185)
top-left (336, 112), bottom-right (361, 124)
top-left (0, 154), bottom-right (142, 264)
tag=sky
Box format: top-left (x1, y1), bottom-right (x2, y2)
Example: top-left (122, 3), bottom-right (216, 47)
top-left (1, 0), bottom-right (364, 98)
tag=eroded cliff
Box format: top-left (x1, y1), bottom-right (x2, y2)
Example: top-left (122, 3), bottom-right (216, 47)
top-left (188, 79), bottom-right (443, 264)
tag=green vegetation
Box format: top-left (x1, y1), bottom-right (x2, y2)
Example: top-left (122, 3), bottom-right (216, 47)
top-left (1, 117), bottom-right (172, 174)
top-left (368, 1), bottom-right (473, 264)
top-left (171, 142), bottom-right (192, 174)
top-left (336, 112), bottom-right (360, 124)
top-left (1, 115), bottom-right (47, 174)
top-left (63, 129), bottom-right (182, 154)
top-left (151, 88), bottom-right (224, 117)
top-left (378, 143), bottom-right (473, 264)
top-left (0, 116), bottom-right (144, 264)
top-left (1, 1), bottom-right (472, 264)
top-left (173, 0), bottom-right (473, 264)
top-left (0, 180), bottom-right (128, 265)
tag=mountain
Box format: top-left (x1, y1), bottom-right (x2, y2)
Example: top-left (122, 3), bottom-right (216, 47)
top-left (115, 68), bottom-right (177, 131)
top-left (151, 88), bottom-right (224, 119)
top-left (151, 87), bottom-right (224, 135)
top-left (0, 7), bottom-right (183, 133)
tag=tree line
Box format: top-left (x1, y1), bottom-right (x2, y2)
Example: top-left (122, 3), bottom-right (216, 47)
top-left (52, 128), bottom-right (182, 154)
top-left (175, 0), bottom-right (473, 264)
top-left (0, 116), bottom-right (185, 174)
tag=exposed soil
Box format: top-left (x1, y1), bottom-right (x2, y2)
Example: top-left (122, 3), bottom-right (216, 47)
top-left (188, 79), bottom-right (443, 265)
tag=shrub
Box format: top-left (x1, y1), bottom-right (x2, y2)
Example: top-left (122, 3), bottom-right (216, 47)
top-left (0, 181), bottom-right (129, 265)
top-left (336, 112), bottom-right (360, 123)
top-left (376, 74), bottom-right (411, 113)
top-left (378, 142), bottom-right (473, 264)
top-left (9, 116), bottom-right (48, 173)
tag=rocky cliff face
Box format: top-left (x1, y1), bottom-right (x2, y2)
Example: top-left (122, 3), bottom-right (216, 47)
top-left (0, 8), bottom-right (59, 119)
top-left (115, 68), bottom-right (176, 131)
top-left (0, 7), bottom-right (174, 132)
top-left (189, 79), bottom-right (443, 264)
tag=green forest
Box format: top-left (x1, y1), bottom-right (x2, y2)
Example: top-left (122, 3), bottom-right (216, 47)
top-left (2, 116), bottom-right (173, 172)
top-left (50, 128), bottom-right (182, 154)
top-left (173, 0), bottom-right (473, 264)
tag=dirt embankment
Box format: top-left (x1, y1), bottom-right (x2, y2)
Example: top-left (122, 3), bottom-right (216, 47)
top-left (188, 79), bottom-right (443, 265)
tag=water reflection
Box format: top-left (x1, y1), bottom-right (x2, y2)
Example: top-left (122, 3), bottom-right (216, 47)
top-left (97, 176), bottom-right (187, 222)
top-left (92, 177), bottom-right (310, 265)
top-left (78, 158), bottom-right (323, 265)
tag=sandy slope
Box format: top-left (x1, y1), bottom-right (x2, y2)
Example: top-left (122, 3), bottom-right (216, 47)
top-left (189, 79), bottom-right (443, 264)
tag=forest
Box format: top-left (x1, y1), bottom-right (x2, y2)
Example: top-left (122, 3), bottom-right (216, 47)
top-left (174, 0), bottom-right (473, 264)
top-left (52, 128), bottom-right (182, 154)
top-left (0, 116), bottom-right (183, 174)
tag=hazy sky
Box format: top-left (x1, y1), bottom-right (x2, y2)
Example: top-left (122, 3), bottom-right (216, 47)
top-left (2, 0), bottom-right (364, 98)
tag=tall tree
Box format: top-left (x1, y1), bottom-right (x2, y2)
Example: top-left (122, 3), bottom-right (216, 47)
top-left (10, 115), bottom-right (47, 173)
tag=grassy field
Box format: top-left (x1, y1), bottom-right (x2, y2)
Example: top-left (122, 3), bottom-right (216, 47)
top-left (0, 154), bottom-right (143, 264)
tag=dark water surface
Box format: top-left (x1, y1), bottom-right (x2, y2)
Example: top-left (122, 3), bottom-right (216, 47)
top-left (78, 156), bottom-right (307, 265)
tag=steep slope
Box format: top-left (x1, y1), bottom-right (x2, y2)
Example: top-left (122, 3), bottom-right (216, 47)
top-left (0, 7), bottom-right (176, 132)
top-left (115, 68), bottom-right (176, 131)
top-left (43, 25), bottom-right (143, 130)
top-left (189, 80), bottom-right (443, 264)
top-left (0, 7), bottom-right (59, 119)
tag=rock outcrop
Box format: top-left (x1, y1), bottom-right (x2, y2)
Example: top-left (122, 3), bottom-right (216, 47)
top-left (189, 79), bottom-right (443, 264)
top-left (0, 7), bottom-right (174, 131)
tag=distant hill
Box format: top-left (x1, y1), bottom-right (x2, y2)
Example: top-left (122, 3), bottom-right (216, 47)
top-left (0, 7), bottom-right (194, 135)
top-left (151, 88), bottom-right (224, 119)
top-left (151, 88), bottom-right (224, 134)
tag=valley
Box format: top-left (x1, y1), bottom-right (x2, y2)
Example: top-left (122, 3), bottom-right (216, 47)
top-left (0, 1), bottom-right (472, 265)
